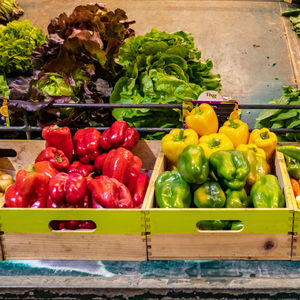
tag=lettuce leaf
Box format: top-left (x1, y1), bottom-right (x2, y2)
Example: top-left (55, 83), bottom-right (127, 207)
top-left (110, 28), bottom-right (221, 135)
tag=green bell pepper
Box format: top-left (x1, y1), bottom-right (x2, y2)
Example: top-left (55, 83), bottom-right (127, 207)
top-left (155, 170), bottom-right (191, 208)
top-left (231, 221), bottom-right (244, 231)
top-left (194, 181), bottom-right (226, 208)
top-left (177, 144), bottom-right (209, 184)
top-left (251, 174), bottom-right (285, 208)
top-left (277, 145), bottom-right (300, 161)
top-left (197, 220), bottom-right (231, 231)
top-left (209, 149), bottom-right (250, 190)
top-left (225, 188), bottom-right (251, 208)
top-left (285, 155), bottom-right (300, 180)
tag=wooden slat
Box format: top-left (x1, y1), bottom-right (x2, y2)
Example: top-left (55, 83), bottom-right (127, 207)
top-left (148, 233), bottom-right (292, 260)
top-left (2, 233), bottom-right (146, 260)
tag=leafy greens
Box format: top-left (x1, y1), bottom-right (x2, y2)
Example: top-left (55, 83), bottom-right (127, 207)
top-left (255, 86), bottom-right (300, 142)
top-left (110, 28), bottom-right (221, 133)
top-left (0, 20), bottom-right (47, 75)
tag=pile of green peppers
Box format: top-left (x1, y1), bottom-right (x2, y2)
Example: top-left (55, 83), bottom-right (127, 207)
top-left (155, 145), bottom-right (285, 230)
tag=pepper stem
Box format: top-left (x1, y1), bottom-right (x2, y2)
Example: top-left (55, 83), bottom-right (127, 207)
top-left (194, 106), bottom-right (202, 115)
top-left (50, 125), bottom-right (60, 130)
top-left (260, 131), bottom-right (269, 140)
top-left (173, 129), bottom-right (186, 142)
top-left (228, 118), bottom-right (240, 129)
top-left (208, 138), bottom-right (221, 148)
top-left (55, 153), bottom-right (62, 163)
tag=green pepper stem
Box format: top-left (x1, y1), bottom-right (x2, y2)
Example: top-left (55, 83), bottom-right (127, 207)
top-left (260, 131), bottom-right (269, 140)
top-left (228, 118), bottom-right (240, 129)
top-left (194, 106), bottom-right (202, 115)
top-left (55, 153), bottom-right (62, 163)
top-left (50, 125), bottom-right (60, 130)
top-left (173, 129), bottom-right (187, 142)
top-left (208, 138), bottom-right (221, 148)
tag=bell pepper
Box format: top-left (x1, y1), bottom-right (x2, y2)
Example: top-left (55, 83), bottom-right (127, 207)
top-left (102, 148), bottom-right (142, 188)
top-left (48, 172), bottom-right (87, 206)
top-left (225, 188), bottom-right (251, 208)
top-left (199, 133), bottom-right (234, 158)
top-left (197, 220), bottom-right (231, 231)
top-left (284, 155), bottom-right (300, 180)
top-left (237, 144), bottom-right (271, 187)
top-left (231, 221), bottom-right (244, 231)
top-left (185, 103), bottom-right (219, 136)
top-left (209, 149), bottom-right (250, 190)
top-left (277, 145), bottom-right (300, 161)
top-left (127, 155), bottom-right (142, 195)
top-left (5, 169), bottom-right (49, 208)
top-left (249, 128), bottom-right (277, 161)
top-left (155, 170), bottom-right (191, 208)
top-left (94, 153), bottom-right (108, 172)
top-left (132, 173), bottom-right (149, 207)
top-left (291, 178), bottom-right (300, 198)
top-left (42, 125), bottom-right (74, 161)
top-left (34, 161), bottom-right (58, 179)
top-left (236, 144), bottom-right (266, 159)
top-left (73, 128), bottom-right (101, 163)
top-left (251, 174), bottom-right (285, 208)
top-left (35, 147), bottom-right (69, 171)
top-left (194, 181), bottom-right (226, 208)
top-left (67, 161), bottom-right (94, 177)
top-left (177, 144), bottom-right (209, 184)
top-left (100, 121), bottom-right (139, 151)
top-left (161, 129), bottom-right (198, 165)
top-left (88, 175), bottom-right (133, 208)
top-left (218, 119), bottom-right (249, 148)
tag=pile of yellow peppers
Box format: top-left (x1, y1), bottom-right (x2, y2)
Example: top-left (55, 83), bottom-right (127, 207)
top-left (162, 103), bottom-right (278, 164)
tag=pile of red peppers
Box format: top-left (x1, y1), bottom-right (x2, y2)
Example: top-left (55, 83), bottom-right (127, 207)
top-left (5, 121), bottom-right (149, 229)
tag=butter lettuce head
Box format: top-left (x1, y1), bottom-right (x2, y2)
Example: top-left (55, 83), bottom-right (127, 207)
top-left (110, 28), bottom-right (221, 133)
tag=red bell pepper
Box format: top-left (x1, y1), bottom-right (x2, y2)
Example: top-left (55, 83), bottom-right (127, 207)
top-left (68, 161), bottom-right (94, 177)
top-left (42, 125), bottom-right (74, 161)
top-left (35, 147), bottom-right (69, 171)
top-left (5, 169), bottom-right (49, 208)
top-left (94, 153), bottom-right (108, 172)
top-left (48, 172), bottom-right (87, 206)
top-left (132, 173), bottom-right (149, 207)
top-left (127, 155), bottom-right (142, 195)
top-left (100, 121), bottom-right (139, 151)
top-left (88, 175), bottom-right (133, 208)
top-left (34, 161), bottom-right (58, 179)
top-left (73, 128), bottom-right (101, 163)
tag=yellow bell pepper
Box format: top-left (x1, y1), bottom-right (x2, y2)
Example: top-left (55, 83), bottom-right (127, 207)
top-left (199, 133), bottom-right (234, 158)
top-left (185, 103), bottom-right (218, 136)
top-left (236, 144), bottom-right (266, 159)
top-left (248, 128), bottom-right (277, 161)
top-left (218, 119), bottom-right (249, 148)
top-left (161, 129), bottom-right (198, 165)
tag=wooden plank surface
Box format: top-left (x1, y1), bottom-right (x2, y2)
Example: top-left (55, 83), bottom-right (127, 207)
top-left (2, 233), bottom-right (146, 260)
top-left (148, 233), bottom-right (292, 260)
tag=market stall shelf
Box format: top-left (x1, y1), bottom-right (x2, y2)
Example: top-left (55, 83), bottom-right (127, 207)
top-left (144, 149), bottom-right (294, 260)
top-left (0, 140), bottom-right (161, 261)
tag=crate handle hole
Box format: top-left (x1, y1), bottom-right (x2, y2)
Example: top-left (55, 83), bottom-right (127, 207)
top-left (49, 220), bottom-right (96, 232)
top-left (196, 220), bottom-right (244, 232)
top-left (0, 149), bottom-right (17, 158)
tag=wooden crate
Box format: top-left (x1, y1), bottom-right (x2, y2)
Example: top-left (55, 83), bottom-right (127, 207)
top-left (277, 143), bottom-right (300, 260)
top-left (0, 140), bottom-right (160, 261)
top-left (144, 149), bottom-right (294, 260)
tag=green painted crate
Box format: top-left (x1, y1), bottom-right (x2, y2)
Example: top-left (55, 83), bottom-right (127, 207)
top-left (0, 140), bottom-right (160, 261)
top-left (144, 149), bottom-right (294, 260)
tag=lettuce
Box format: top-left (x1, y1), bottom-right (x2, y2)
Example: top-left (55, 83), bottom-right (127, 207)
top-left (0, 0), bottom-right (24, 25)
top-left (0, 75), bottom-right (10, 98)
top-left (0, 20), bottom-right (47, 76)
top-left (110, 29), bottom-right (221, 133)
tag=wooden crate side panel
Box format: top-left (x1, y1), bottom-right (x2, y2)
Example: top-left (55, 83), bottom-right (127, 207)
top-left (0, 209), bottom-right (143, 234)
top-left (2, 233), bottom-right (146, 261)
top-left (148, 233), bottom-right (291, 260)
